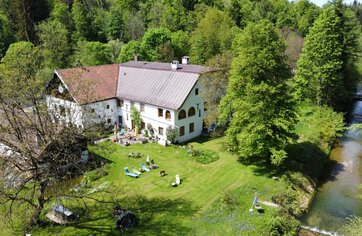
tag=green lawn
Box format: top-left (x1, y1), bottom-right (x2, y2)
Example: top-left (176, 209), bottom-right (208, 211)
top-left (1, 137), bottom-right (294, 235)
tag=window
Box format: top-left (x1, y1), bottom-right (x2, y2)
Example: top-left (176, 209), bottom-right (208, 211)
top-left (126, 104), bottom-right (129, 111)
top-left (158, 127), bottom-right (164, 135)
top-left (179, 126), bottom-right (185, 136)
top-left (165, 110), bottom-right (171, 120)
top-left (188, 107), bottom-right (196, 117)
top-left (189, 123), bottom-right (194, 133)
top-left (91, 108), bottom-right (95, 113)
top-left (199, 109), bottom-right (201, 117)
top-left (126, 113), bottom-right (129, 120)
top-left (195, 88), bottom-right (199, 95)
top-left (178, 109), bottom-right (186, 120)
top-left (140, 103), bottom-right (145, 112)
top-left (106, 104), bottom-right (110, 109)
top-left (60, 106), bottom-right (66, 116)
top-left (117, 99), bottom-right (124, 107)
top-left (118, 116), bottom-right (123, 124)
top-left (107, 118), bottom-right (111, 124)
top-left (158, 108), bottom-right (163, 117)
top-left (131, 101), bottom-right (135, 109)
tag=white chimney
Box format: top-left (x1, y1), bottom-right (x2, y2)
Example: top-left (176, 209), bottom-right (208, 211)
top-left (182, 56), bottom-right (190, 65)
top-left (171, 60), bottom-right (179, 70)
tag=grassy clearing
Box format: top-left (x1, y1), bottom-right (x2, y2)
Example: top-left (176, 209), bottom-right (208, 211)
top-left (2, 137), bottom-right (298, 235)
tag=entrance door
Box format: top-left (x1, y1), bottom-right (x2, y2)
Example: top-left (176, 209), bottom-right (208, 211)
top-left (118, 116), bottom-right (123, 125)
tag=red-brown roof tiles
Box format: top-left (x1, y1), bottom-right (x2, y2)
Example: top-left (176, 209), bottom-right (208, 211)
top-left (56, 64), bottom-right (119, 104)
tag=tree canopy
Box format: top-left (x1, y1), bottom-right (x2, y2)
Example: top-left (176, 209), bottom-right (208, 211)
top-left (219, 20), bottom-right (295, 165)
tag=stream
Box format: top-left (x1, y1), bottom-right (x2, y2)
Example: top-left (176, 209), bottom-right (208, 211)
top-left (299, 100), bottom-right (362, 235)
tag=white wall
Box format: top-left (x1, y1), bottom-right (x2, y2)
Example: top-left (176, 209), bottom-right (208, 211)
top-left (46, 96), bottom-right (118, 128)
top-left (118, 100), bottom-right (175, 144)
top-left (174, 82), bottom-right (204, 143)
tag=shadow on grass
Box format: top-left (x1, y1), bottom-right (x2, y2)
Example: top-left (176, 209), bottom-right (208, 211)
top-left (41, 195), bottom-right (197, 235)
top-left (237, 141), bottom-right (331, 182)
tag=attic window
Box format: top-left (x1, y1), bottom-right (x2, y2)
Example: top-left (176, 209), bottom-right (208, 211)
top-left (158, 108), bottom-right (163, 117)
top-left (106, 105), bottom-right (110, 109)
top-left (195, 88), bottom-right (199, 95)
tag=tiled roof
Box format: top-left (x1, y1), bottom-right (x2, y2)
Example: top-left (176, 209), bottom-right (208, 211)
top-left (56, 64), bottom-right (119, 104)
top-left (55, 61), bottom-right (210, 108)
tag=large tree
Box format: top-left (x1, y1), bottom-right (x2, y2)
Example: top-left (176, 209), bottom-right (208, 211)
top-left (0, 42), bottom-right (103, 227)
top-left (218, 20), bottom-right (295, 165)
top-left (294, 1), bottom-right (360, 109)
top-left (190, 8), bottom-right (236, 64)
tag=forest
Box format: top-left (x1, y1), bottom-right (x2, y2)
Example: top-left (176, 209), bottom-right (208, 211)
top-left (0, 0), bottom-right (362, 235)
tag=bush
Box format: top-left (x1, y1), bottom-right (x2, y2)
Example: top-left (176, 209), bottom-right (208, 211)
top-left (268, 210), bottom-right (300, 236)
top-left (295, 102), bottom-right (345, 152)
top-left (83, 166), bottom-right (108, 182)
top-left (191, 149), bottom-right (219, 164)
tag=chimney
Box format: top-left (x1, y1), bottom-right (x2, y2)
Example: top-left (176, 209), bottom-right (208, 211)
top-left (182, 56), bottom-right (190, 65)
top-left (171, 60), bottom-right (179, 70)
top-left (134, 54), bottom-right (139, 61)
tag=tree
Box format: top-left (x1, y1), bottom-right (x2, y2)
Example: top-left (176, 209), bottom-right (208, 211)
top-left (131, 107), bottom-right (142, 136)
top-left (108, 39), bottom-right (123, 63)
top-left (199, 51), bottom-right (233, 126)
top-left (123, 11), bottom-right (145, 41)
top-left (171, 30), bottom-right (190, 61)
top-left (218, 20), bottom-right (295, 165)
top-left (190, 8), bottom-right (236, 64)
top-left (71, 0), bottom-right (93, 42)
top-left (74, 41), bottom-right (111, 66)
top-left (106, 2), bottom-right (124, 40)
top-left (294, 2), bottom-right (359, 110)
top-left (0, 12), bottom-right (14, 58)
top-left (50, 2), bottom-right (73, 32)
top-left (37, 20), bottom-right (70, 69)
top-left (166, 126), bottom-right (178, 144)
top-left (117, 40), bottom-right (141, 62)
top-left (8, 0), bottom-right (50, 42)
top-left (140, 28), bottom-right (172, 61)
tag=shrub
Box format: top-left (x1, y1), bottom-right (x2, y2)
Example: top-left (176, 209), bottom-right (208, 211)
top-left (191, 149), bottom-right (219, 164)
top-left (83, 167), bottom-right (108, 182)
top-left (268, 210), bottom-right (300, 236)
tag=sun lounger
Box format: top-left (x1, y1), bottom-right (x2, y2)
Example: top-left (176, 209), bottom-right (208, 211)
top-left (171, 174), bottom-right (181, 187)
top-left (141, 163), bottom-right (150, 172)
top-left (124, 167), bottom-right (138, 178)
top-left (132, 167), bottom-right (141, 175)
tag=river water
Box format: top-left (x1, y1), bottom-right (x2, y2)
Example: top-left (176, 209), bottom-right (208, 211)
top-left (300, 101), bottom-right (362, 235)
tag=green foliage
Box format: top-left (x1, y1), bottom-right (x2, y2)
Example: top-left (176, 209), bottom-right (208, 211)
top-left (118, 40), bottom-right (141, 62)
top-left (50, 2), bottom-right (73, 31)
top-left (190, 149), bottom-right (219, 164)
top-left (130, 107), bottom-right (142, 130)
top-left (267, 210), bottom-right (300, 236)
top-left (74, 41), bottom-right (111, 66)
top-left (199, 51), bottom-right (233, 126)
top-left (294, 103), bottom-right (345, 152)
top-left (190, 8), bottom-right (236, 64)
top-left (166, 126), bottom-right (177, 144)
top-left (170, 30), bottom-right (190, 60)
top-left (219, 20), bottom-right (295, 163)
top-left (140, 27), bottom-right (172, 61)
top-left (0, 12), bottom-right (14, 58)
top-left (106, 2), bottom-right (124, 40)
top-left (83, 167), bottom-right (109, 182)
top-left (37, 20), bottom-right (70, 69)
top-left (71, 0), bottom-right (93, 41)
top-left (294, 2), bottom-right (360, 110)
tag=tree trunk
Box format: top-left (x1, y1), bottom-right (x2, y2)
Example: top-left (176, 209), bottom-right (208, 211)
top-left (30, 181), bottom-right (47, 226)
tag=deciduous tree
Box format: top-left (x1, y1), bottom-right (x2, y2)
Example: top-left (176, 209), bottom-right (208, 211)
top-left (219, 20), bottom-right (295, 165)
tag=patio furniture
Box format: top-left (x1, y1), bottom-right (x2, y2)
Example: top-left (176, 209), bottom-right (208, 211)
top-left (141, 163), bottom-right (150, 172)
top-left (124, 167), bottom-right (138, 178)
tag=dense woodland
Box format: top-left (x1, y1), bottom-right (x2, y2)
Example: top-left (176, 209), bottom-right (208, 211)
top-left (0, 0), bottom-right (361, 233)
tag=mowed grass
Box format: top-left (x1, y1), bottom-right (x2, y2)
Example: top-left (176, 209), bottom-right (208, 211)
top-left (2, 137), bottom-right (291, 235)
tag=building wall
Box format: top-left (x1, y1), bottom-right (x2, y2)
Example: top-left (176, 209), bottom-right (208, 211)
top-left (47, 82), bottom-right (205, 144)
top-left (118, 100), bottom-right (176, 145)
top-left (46, 96), bottom-right (118, 128)
top-left (174, 82), bottom-right (204, 143)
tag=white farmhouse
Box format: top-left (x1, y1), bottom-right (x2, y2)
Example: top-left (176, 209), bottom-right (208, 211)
top-left (46, 59), bottom-right (211, 144)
